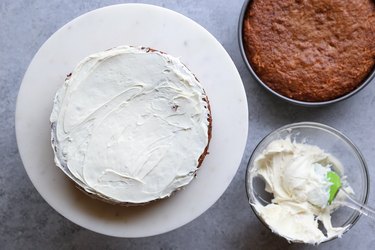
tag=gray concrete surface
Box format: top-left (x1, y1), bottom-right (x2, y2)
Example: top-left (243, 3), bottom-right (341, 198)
top-left (1, 0), bottom-right (374, 249)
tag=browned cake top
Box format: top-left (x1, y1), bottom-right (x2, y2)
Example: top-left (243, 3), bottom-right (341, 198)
top-left (243, 0), bottom-right (375, 102)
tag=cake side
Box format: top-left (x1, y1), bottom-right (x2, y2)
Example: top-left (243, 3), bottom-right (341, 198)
top-left (243, 0), bottom-right (375, 102)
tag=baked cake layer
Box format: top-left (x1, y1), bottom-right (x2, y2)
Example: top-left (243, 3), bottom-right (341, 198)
top-left (243, 0), bottom-right (375, 102)
top-left (50, 46), bottom-right (211, 204)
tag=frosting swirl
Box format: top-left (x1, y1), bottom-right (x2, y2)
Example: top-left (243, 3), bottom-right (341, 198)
top-left (50, 46), bottom-right (210, 204)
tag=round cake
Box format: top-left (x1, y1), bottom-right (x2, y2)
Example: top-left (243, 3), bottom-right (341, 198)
top-left (50, 46), bottom-right (212, 205)
top-left (243, 0), bottom-right (375, 102)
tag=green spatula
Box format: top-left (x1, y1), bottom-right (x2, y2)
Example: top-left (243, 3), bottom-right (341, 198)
top-left (327, 171), bottom-right (342, 205)
top-left (327, 171), bottom-right (375, 219)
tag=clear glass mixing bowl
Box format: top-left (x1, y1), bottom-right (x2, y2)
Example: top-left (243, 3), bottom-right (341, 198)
top-left (245, 122), bottom-right (369, 244)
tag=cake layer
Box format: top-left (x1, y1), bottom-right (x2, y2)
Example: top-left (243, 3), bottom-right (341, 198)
top-left (50, 46), bottom-right (211, 204)
top-left (243, 0), bottom-right (375, 102)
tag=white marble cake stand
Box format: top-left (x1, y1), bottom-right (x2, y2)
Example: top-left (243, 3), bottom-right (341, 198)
top-left (15, 4), bottom-right (248, 237)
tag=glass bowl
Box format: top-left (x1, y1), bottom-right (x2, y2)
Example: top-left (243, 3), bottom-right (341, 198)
top-left (245, 122), bottom-right (369, 244)
top-left (238, 0), bottom-right (375, 107)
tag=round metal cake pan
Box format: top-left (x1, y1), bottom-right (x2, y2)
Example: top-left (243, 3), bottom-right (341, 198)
top-left (238, 0), bottom-right (375, 107)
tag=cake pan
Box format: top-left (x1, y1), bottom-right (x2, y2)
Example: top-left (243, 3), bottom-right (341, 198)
top-left (238, 0), bottom-right (375, 107)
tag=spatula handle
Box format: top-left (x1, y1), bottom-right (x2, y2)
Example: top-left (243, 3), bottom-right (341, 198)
top-left (338, 189), bottom-right (375, 220)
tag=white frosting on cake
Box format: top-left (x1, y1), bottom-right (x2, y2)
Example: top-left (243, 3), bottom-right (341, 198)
top-left (50, 46), bottom-right (210, 204)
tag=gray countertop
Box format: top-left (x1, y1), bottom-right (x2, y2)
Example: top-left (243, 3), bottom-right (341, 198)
top-left (1, 0), bottom-right (374, 249)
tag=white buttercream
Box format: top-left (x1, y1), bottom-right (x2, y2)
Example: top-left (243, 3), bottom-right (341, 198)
top-left (50, 46), bottom-right (210, 204)
top-left (250, 138), bottom-right (352, 244)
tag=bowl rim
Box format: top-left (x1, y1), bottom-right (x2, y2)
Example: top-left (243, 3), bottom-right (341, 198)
top-left (238, 0), bottom-right (375, 107)
top-left (245, 121), bottom-right (370, 244)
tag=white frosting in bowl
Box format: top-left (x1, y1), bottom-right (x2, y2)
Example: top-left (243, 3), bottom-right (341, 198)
top-left (250, 138), bottom-right (353, 244)
top-left (50, 46), bottom-right (211, 204)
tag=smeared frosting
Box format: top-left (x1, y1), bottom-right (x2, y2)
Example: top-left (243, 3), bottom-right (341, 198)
top-left (250, 138), bottom-right (353, 244)
top-left (50, 46), bottom-right (210, 203)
